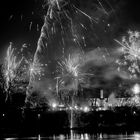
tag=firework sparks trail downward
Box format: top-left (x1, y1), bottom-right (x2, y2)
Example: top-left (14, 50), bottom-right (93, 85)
top-left (3, 43), bottom-right (23, 100)
top-left (115, 31), bottom-right (140, 78)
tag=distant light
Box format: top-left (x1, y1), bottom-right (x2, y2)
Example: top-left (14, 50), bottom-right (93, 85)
top-left (80, 107), bottom-right (83, 110)
top-left (84, 134), bottom-right (89, 140)
top-left (59, 134), bottom-right (65, 140)
top-left (59, 104), bottom-right (65, 107)
top-left (132, 84), bottom-right (140, 95)
top-left (107, 24), bottom-right (110, 27)
top-left (74, 105), bottom-right (78, 110)
top-left (38, 114), bottom-right (41, 118)
top-left (133, 111), bottom-right (136, 115)
top-left (30, 68), bottom-right (34, 73)
top-left (52, 103), bottom-right (57, 108)
top-left (69, 106), bottom-right (73, 110)
top-left (2, 114), bottom-right (5, 117)
top-left (38, 134), bottom-right (41, 140)
top-left (83, 106), bottom-right (90, 112)
top-left (133, 133), bottom-right (140, 140)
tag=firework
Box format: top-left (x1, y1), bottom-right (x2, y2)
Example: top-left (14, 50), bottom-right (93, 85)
top-left (59, 54), bottom-right (80, 78)
top-left (3, 43), bottom-right (23, 100)
top-left (115, 31), bottom-right (140, 61)
top-left (57, 53), bottom-right (93, 92)
top-left (58, 54), bottom-right (82, 91)
top-left (115, 31), bottom-right (140, 78)
top-left (4, 43), bottom-right (19, 90)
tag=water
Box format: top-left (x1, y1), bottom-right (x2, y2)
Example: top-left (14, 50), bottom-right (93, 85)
top-left (3, 131), bottom-right (140, 140)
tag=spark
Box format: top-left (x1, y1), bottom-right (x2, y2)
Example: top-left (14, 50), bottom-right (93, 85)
top-left (96, 0), bottom-right (109, 16)
top-left (73, 5), bottom-right (98, 23)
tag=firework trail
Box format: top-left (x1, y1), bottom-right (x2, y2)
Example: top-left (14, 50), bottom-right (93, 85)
top-left (115, 31), bottom-right (140, 78)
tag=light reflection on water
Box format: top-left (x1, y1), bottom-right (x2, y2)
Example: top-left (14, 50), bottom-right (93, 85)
top-left (4, 131), bottom-right (140, 140)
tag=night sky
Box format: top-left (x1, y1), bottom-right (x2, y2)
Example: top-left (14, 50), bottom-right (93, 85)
top-left (1, 0), bottom-right (140, 98)
top-left (0, 0), bottom-right (140, 51)
top-left (0, 0), bottom-right (140, 57)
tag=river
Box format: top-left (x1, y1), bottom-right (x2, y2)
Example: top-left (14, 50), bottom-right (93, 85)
top-left (3, 131), bottom-right (140, 140)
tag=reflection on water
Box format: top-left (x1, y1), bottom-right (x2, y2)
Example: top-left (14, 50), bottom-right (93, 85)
top-left (4, 131), bottom-right (140, 140)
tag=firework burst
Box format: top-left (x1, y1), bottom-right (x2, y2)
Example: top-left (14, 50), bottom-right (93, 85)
top-left (58, 54), bottom-right (82, 87)
top-left (57, 53), bottom-right (93, 92)
top-left (59, 54), bottom-right (80, 78)
top-left (115, 31), bottom-right (140, 78)
top-left (28, 57), bottom-right (44, 83)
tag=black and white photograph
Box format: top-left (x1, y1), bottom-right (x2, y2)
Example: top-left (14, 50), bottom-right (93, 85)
top-left (1, 0), bottom-right (140, 139)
